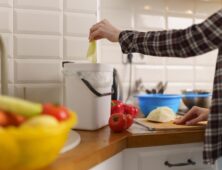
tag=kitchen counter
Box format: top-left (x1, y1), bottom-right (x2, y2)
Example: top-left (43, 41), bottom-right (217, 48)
top-left (40, 125), bottom-right (204, 170)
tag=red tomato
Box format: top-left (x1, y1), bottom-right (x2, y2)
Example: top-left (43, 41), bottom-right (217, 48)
top-left (42, 103), bottom-right (70, 121)
top-left (124, 104), bottom-right (139, 118)
top-left (108, 113), bottom-right (127, 133)
top-left (0, 111), bottom-right (26, 127)
top-left (8, 113), bottom-right (26, 126)
top-left (0, 111), bottom-right (10, 126)
top-left (111, 100), bottom-right (124, 115)
top-left (126, 114), bottom-right (133, 129)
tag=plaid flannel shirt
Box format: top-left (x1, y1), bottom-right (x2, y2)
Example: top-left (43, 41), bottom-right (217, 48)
top-left (119, 9), bottom-right (222, 164)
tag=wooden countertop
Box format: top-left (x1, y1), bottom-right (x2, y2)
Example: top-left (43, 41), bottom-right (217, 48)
top-left (39, 125), bottom-right (205, 170)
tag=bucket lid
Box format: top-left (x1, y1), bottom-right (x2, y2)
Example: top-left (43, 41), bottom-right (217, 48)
top-left (63, 63), bottom-right (113, 72)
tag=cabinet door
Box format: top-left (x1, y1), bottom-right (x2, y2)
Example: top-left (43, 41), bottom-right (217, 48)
top-left (90, 152), bottom-right (123, 170)
top-left (138, 148), bottom-right (213, 170)
top-left (123, 143), bottom-right (215, 170)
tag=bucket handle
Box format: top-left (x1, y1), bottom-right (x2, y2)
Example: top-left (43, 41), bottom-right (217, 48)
top-left (62, 61), bottom-right (113, 97)
top-left (81, 78), bottom-right (113, 97)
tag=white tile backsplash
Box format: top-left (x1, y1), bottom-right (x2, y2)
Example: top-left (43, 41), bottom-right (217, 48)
top-left (64, 12), bottom-right (96, 36)
top-left (133, 0), bottom-right (166, 13)
top-left (14, 9), bottom-right (62, 35)
top-left (101, 9), bottom-right (133, 29)
top-left (165, 82), bottom-right (193, 94)
top-left (194, 83), bottom-right (214, 91)
top-left (166, 57), bottom-right (194, 65)
top-left (194, 17), bottom-right (206, 24)
top-left (195, 66), bottom-right (215, 82)
top-left (0, 0), bottom-right (100, 102)
top-left (195, 1), bottom-right (221, 17)
top-left (64, 36), bottom-right (89, 60)
top-left (194, 49), bottom-right (218, 66)
top-left (64, 0), bottom-right (97, 13)
top-left (166, 66), bottom-right (194, 82)
top-left (0, 7), bottom-right (12, 32)
top-left (101, 0), bottom-right (132, 10)
top-left (15, 84), bottom-right (62, 103)
top-left (0, 0), bottom-right (218, 101)
top-left (14, 0), bottom-right (62, 11)
top-left (0, 0), bottom-right (12, 7)
top-left (167, 0), bottom-right (194, 15)
top-left (111, 64), bottom-right (131, 83)
top-left (135, 65), bottom-right (165, 82)
top-left (101, 45), bottom-right (122, 64)
top-left (134, 54), bottom-right (165, 65)
top-left (135, 13), bottom-right (166, 29)
top-left (15, 59), bottom-right (62, 83)
top-left (168, 15), bottom-right (193, 29)
top-left (14, 34), bottom-right (62, 59)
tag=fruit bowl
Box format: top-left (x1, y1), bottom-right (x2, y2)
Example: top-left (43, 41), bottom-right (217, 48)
top-left (0, 111), bottom-right (77, 170)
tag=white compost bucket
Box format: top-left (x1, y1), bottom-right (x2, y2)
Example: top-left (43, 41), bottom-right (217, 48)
top-left (63, 63), bottom-right (113, 130)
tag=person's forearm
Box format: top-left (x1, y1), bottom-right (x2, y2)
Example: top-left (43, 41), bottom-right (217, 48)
top-left (119, 9), bottom-right (222, 57)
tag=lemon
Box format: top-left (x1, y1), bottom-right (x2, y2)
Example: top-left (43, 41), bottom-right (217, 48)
top-left (21, 115), bottom-right (59, 127)
top-left (0, 128), bottom-right (19, 170)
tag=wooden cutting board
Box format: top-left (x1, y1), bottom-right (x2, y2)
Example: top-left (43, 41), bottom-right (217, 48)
top-left (134, 118), bottom-right (207, 131)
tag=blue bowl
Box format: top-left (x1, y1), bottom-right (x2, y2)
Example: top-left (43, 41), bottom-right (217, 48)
top-left (136, 94), bottom-right (182, 117)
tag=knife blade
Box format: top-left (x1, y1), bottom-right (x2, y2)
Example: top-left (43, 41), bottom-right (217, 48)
top-left (133, 120), bottom-right (155, 131)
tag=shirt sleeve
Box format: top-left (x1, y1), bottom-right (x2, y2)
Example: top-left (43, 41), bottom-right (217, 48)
top-left (119, 9), bottom-right (222, 58)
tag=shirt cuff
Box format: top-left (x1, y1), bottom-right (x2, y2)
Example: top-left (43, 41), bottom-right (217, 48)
top-left (118, 30), bottom-right (135, 54)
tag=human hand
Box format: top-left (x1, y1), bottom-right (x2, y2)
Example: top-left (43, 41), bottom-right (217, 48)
top-left (89, 19), bottom-right (121, 42)
top-left (174, 106), bottom-right (209, 125)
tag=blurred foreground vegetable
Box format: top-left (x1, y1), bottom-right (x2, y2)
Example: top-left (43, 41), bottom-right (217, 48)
top-left (0, 95), bottom-right (77, 170)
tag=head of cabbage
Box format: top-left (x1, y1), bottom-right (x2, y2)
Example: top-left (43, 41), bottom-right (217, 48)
top-left (146, 107), bottom-right (176, 123)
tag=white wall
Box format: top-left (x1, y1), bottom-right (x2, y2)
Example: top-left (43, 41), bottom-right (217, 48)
top-left (0, 0), bottom-right (220, 103)
top-left (0, 0), bottom-right (98, 103)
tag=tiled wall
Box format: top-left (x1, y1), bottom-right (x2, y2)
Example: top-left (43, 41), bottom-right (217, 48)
top-left (100, 0), bottom-right (221, 100)
top-left (0, 0), bottom-right (98, 103)
top-left (0, 0), bottom-right (221, 103)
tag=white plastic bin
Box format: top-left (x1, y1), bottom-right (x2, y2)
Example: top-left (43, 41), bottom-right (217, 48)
top-left (63, 63), bottom-right (113, 130)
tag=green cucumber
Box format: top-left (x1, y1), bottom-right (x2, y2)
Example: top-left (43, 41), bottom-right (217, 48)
top-left (0, 95), bottom-right (42, 117)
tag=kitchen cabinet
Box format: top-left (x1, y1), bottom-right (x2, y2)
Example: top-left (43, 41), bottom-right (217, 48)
top-left (90, 152), bottom-right (123, 170)
top-left (39, 125), bottom-right (206, 170)
top-left (123, 143), bottom-right (215, 170)
top-left (90, 143), bottom-right (215, 170)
